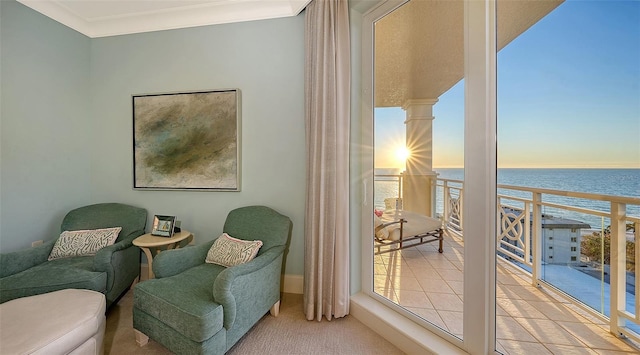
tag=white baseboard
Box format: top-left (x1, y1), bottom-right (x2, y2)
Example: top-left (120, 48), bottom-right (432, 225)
top-left (350, 292), bottom-right (466, 355)
top-left (282, 274), bottom-right (303, 294)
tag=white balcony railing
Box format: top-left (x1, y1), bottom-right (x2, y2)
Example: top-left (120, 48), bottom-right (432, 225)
top-left (374, 173), bottom-right (640, 343)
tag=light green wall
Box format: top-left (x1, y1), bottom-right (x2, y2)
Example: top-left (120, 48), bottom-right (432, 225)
top-left (88, 16), bottom-right (306, 276)
top-left (0, 0), bottom-right (92, 252)
top-left (0, 1), bottom-right (307, 277)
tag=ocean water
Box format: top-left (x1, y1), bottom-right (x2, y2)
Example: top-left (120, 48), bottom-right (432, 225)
top-left (374, 168), bottom-right (640, 229)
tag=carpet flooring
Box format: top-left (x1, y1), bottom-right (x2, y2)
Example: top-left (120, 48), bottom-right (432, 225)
top-left (105, 289), bottom-right (404, 354)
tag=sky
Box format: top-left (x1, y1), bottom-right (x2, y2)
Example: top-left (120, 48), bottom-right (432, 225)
top-left (374, 0), bottom-right (640, 169)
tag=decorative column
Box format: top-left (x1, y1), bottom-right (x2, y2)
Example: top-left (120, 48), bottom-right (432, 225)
top-left (402, 99), bottom-right (438, 217)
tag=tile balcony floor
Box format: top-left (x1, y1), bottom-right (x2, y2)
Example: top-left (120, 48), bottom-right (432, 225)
top-left (373, 232), bottom-right (640, 354)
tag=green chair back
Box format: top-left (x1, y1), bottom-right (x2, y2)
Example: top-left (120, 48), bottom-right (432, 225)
top-left (223, 206), bottom-right (292, 255)
top-left (61, 203), bottom-right (147, 242)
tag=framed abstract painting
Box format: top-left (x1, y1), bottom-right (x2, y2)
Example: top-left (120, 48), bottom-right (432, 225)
top-left (133, 89), bottom-right (241, 191)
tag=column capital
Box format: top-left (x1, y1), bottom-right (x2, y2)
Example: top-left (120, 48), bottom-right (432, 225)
top-left (402, 98), bottom-right (439, 121)
top-left (401, 98), bottom-right (439, 110)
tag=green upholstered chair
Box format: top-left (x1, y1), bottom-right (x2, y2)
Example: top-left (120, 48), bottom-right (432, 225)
top-left (133, 205), bottom-right (292, 355)
top-left (0, 203), bottom-right (147, 307)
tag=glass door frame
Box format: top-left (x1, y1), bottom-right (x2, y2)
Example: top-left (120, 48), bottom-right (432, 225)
top-left (360, 0), bottom-right (497, 353)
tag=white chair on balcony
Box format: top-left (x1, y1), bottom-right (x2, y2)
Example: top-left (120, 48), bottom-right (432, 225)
top-left (375, 200), bottom-right (443, 255)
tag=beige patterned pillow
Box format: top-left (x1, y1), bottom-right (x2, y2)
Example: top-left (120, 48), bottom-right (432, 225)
top-left (374, 215), bottom-right (389, 240)
top-left (205, 233), bottom-right (263, 267)
top-left (48, 227), bottom-right (122, 260)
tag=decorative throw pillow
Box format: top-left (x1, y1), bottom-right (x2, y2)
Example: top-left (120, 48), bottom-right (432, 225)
top-left (205, 233), bottom-right (263, 267)
top-left (374, 215), bottom-right (389, 240)
top-left (48, 227), bottom-right (122, 260)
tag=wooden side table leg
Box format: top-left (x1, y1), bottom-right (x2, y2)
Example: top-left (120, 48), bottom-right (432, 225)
top-left (140, 247), bottom-right (155, 279)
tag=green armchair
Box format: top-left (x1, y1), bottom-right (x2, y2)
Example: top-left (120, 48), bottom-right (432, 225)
top-left (0, 203), bottom-right (147, 307)
top-left (133, 205), bottom-right (292, 355)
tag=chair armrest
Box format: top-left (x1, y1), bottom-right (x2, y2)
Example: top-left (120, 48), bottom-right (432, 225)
top-left (212, 245), bottom-right (286, 329)
top-left (93, 229), bottom-right (143, 271)
top-left (152, 241), bottom-right (214, 278)
top-left (92, 229), bottom-right (145, 302)
top-left (0, 240), bottom-right (56, 278)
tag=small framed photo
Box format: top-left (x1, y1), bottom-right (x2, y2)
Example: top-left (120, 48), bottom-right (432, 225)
top-left (151, 215), bottom-right (176, 237)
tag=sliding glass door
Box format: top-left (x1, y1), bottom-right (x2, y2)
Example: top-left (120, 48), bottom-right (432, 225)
top-left (371, 0), bottom-right (466, 340)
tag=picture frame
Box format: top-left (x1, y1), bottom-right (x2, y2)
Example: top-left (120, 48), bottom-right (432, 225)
top-left (133, 89), bottom-right (241, 191)
top-left (151, 215), bottom-right (176, 237)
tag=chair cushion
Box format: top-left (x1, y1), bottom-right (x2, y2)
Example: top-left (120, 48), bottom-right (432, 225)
top-left (134, 263), bottom-right (225, 343)
top-left (0, 257), bottom-right (107, 304)
top-left (374, 215), bottom-right (389, 240)
top-left (0, 289), bottom-right (105, 355)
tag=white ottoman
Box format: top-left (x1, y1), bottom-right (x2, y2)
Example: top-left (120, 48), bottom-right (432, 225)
top-left (0, 289), bottom-right (106, 355)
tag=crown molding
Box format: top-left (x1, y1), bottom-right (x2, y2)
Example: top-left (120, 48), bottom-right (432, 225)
top-left (17, 0), bottom-right (311, 38)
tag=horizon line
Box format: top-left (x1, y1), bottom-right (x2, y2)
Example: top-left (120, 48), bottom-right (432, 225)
top-left (375, 166), bottom-right (640, 170)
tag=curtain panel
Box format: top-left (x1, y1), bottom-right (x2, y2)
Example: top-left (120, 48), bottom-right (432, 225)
top-left (303, 0), bottom-right (351, 321)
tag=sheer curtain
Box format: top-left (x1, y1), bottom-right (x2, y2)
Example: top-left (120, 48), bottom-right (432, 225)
top-left (303, 0), bottom-right (351, 321)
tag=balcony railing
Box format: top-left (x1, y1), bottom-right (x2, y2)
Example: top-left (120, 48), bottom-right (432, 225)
top-left (374, 173), bottom-right (640, 343)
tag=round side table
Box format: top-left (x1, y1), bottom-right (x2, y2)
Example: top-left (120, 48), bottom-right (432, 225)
top-left (133, 230), bottom-right (193, 279)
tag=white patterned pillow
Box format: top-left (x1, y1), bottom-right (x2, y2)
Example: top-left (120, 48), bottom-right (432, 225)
top-left (374, 215), bottom-right (389, 240)
top-left (205, 233), bottom-right (263, 267)
top-left (48, 227), bottom-right (122, 260)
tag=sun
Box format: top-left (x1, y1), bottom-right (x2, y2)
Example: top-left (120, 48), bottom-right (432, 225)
top-left (395, 146), bottom-right (410, 165)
